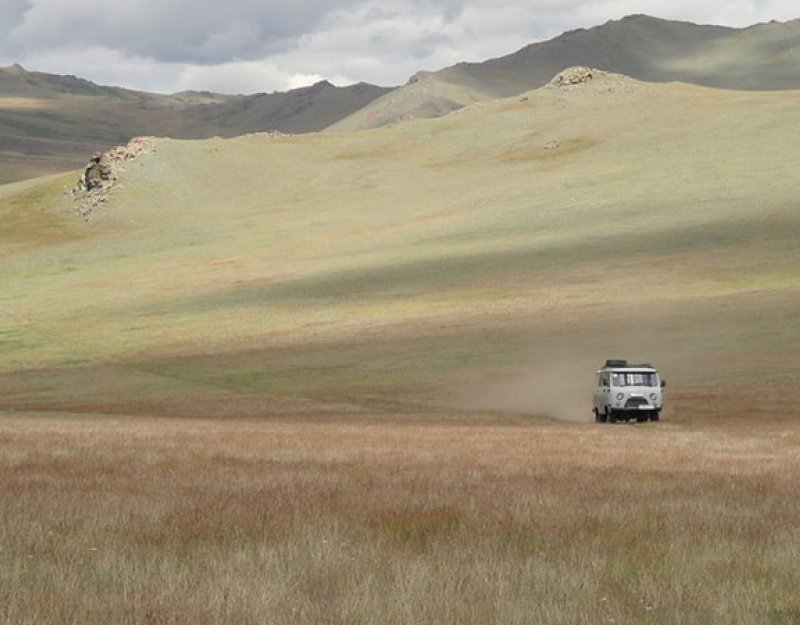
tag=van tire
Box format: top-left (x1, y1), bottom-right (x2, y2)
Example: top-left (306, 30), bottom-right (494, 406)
top-left (650, 411), bottom-right (660, 422)
top-left (607, 408), bottom-right (616, 423)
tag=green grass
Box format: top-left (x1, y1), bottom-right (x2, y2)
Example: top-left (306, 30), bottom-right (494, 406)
top-left (0, 174), bottom-right (83, 246)
top-left (0, 76), bottom-right (799, 422)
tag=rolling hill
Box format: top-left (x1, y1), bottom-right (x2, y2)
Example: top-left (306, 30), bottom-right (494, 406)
top-left (1, 70), bottom-right (799, 422)
top-left (4, 14), bottom-right (800, 183)
top-left (6, 14), bottom-right (800, 183)
top-left (0, 64), bottom-right (389, 184)
top-left (330, 14), bottom-right (800, 130)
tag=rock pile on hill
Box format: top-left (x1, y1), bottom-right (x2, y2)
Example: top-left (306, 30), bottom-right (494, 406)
top-left (548, 66), bottom-right (640, 98)
top-left (251, 129), bottom-right (290, 139)
top-left (72, 137), bottom-right (154, 220)
top-left (408, 71), bottom-right (435, 85)
top-left (550, 67), bottom-right (606, 87)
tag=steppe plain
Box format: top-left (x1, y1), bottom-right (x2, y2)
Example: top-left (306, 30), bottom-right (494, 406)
top-left (2, 73), bottom-right (800, 623)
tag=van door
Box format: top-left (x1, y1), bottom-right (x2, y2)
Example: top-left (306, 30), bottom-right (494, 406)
top-left (593, 372), bottom-right (610, 411)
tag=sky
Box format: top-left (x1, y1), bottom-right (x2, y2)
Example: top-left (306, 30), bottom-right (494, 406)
top-left (0, 0), bottom-right (798, 94)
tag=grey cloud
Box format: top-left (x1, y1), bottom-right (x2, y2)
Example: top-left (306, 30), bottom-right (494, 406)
top-left (2, 0), bottom-right (798, 94)
top-left (7, 0), bottom-right (339, 63)
top-left (0, 0), bottom-right (29, 55)
top-left (1, 0), bottom-right (476, 64)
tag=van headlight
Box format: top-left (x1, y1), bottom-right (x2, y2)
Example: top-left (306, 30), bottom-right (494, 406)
top-left (650, 393), bottom-right (657, 400)
top-left (616, 393), bottom-right (624, 400)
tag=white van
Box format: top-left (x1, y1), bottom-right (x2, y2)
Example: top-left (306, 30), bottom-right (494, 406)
top-left (593, 359), bottom-right (665, 423)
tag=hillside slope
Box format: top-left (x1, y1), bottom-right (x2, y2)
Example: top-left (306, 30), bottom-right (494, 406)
top-left (1, 72), bottom-right (799, 422)
top-left (0, 64), bottom-right (389, 183)
top-left (331, 14), bottom-right (800, 131)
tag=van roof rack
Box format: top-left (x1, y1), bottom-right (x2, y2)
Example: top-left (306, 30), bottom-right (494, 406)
top-left (603, 359), bottom-right (655, 369)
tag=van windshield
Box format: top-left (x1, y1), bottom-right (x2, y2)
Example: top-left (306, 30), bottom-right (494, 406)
top-left (611, 372), bottom-right (658, 387)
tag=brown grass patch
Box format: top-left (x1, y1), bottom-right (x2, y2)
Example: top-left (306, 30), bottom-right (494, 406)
top-left (0, 98), bottom-right (52, 111)
top-left (499, 136), bottom-right (601, 163)
top-left (2, 413), bottom-right (799, 624)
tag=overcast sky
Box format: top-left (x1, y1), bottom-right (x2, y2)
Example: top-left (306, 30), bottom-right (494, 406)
top-left (1, 0), bottom-right (798, 94)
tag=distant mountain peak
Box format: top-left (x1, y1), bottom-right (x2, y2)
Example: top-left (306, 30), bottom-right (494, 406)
top-left (3, 63), bottom-right (28, 75)
top-left (619, 13), bottom-right (654, 21)
top-left (332, 15), bottom-right (800, 132)
top-left (308, 80), bottom-right (335, 91)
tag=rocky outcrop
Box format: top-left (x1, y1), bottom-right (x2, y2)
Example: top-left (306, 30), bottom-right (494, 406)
top-left (547, 66), bottom-right (640, 97)
top-left (82, 152), bottom-right (113, 191)
top-left (408, 71), bottom-right (435, 85)
top-left (71, 137), bottom-right (154, 220)
top-left (550, 67), bottom-right (605, 87)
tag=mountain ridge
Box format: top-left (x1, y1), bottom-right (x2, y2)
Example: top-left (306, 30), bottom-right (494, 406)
top-left (0, 65), bottom-right (389, 183)
top-left (4, 13), bottom-right (800, 181)
top-left (329, 14), bottom-right (800, 131)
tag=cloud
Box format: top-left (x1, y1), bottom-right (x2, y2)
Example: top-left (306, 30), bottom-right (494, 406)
top-left (1, 0), bottom-right (798, 93)
top-left (264, 0), bottom-right (551, 88)
top-left (6, 0), bottom-right (335, 63)
top-left (10, 47), bottom-right (327, 95)
top-left (173, 61), bottom-right (325, 94)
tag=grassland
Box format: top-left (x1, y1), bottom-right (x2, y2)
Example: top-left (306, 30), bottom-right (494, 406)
top-left (1, 74), bottom-right (800, 622)
top-left (2, 413), bottom-right (800, 625)
top-left (1, 73), bottom-right (799, 421)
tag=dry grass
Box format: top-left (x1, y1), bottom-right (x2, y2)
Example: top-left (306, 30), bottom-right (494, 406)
top-left (2, 412), bottom-right (799, 624)
top-left (0, 98), bottom-right (52, 111)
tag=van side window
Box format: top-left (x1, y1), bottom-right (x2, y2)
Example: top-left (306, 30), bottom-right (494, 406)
top-left (601, 373), bottom-right (610, 387)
